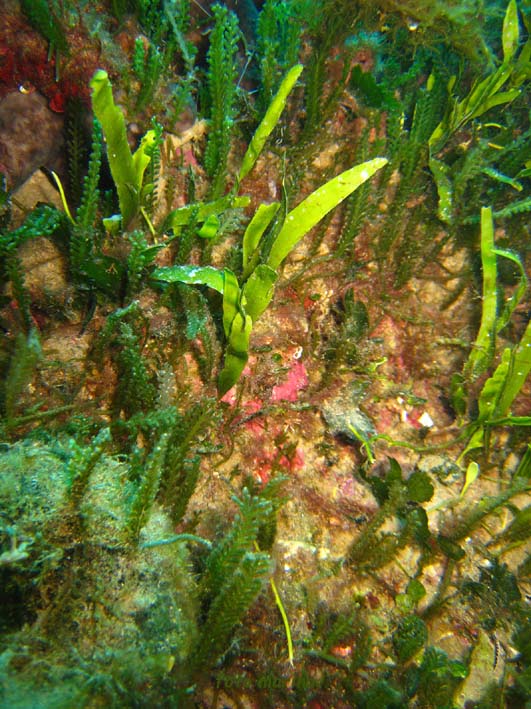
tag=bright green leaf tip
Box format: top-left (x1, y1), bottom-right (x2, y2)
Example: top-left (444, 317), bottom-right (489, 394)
top-left (267, 157), bottom-right (388, 271)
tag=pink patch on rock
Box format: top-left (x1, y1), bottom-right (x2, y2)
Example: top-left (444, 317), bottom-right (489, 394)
top-left (270, 360), bottom-right (309, 402)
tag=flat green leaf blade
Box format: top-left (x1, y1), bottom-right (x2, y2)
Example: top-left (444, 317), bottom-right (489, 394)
top-left (238, 65), bottom-right (303, 184)
top-left (218, 311), bottom-right (252, 396)
top-left (90, 70), bottom-right (137, 227)
top-left (242, 202), bottom-right (280, 275)
top-left (503, 0), bottom-right (519, 63)
top-left (198, 214), bottom-right (221, 239)
top-left (495, 318), bottom-right (531, 417)
top-left (464, 206), bottom-right (497, 380)
top-left (151, 265), bottom-right (225, 294)
top-left (131, 128), bottom-right (156, 195)
top-left (492, 247), bottom-right (527, 333)
top-left (241, 265), bottom-right (278, 323)
top-left (429, 156), bottom-right (453, 223)
top-left (222, 269), bottom-right (242, 337)
top-left (162, 196), bottom-right (251, 231)
top-left (469, 89), bottom-right (520, 119)
top-left (477, 347), bottom-right (512, 422)
top-left (267, 158), bottom-right (387, 271)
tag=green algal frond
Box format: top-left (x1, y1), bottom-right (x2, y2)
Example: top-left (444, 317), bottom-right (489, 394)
top-left (442, 477), bottom-right (529, 545)
top-left (67, 427), bottom-right (111, 506)
top-left (380, 75), bottom-right (445, 235)
top-left (238, 64), bottom-right (303, 186)
top-left (165, 0), bottom-right (195, 64)
top-left (20, 0), bottom-right (68, 55)
top-left (463, 207), bottom-right (499, 381)
top-left (392, 615), bottom-right (427, 663)
top-left (428, 0), bottom-right (527, 223)
top-left (256, 0), bottom-right (301, 116)
top-left (451, 141), bottom-right (488, 214)
top-left (65, 103), bottom-right (88, 209)
top-left (133, 40), bottom-right (164, 111)
top-left (458, 207), bottom-right (530, 458)
top-left (90, 70), bottom-right (156, 229)
top-left (302, 46), bottom-right (329, 140)
top-left (497, 123), bottom-right (531, 177)
top-left (110, 0), bottom-right (128, 21)
top-left (336, 125), bottom-right (379, 257)
top-left (201, 489), bottom-right (272, 598)
top-left (111, 322), bottom-right (157, 418)
top-left (204, 4), bottom-right (241, 198)
top-left (94, 303), bottom-right (157, 420)
top-left (4, 251), bottom-right (32, 333)
top-left (347, 460), bottom-right (434, 569)
top-left (143, 120), bottom-right (163, 220)
top-left (166, 455), bottom-right (201, 525)
top-left (493, 196), bottom-right (531, 219)
top-left (161, 399), bottom-right (218, 522)
top-left (476, 314), bottom-right (531, 425)
top-left (256, 0), bottom-right (279, 113)
top-left (133, 36), bottom-right (147, 76)
top-left (70, 120), bottom-right (102, 276)
top-left (266, 158), bottom-right (388, 270)
top-left (253, 474), bottom-right (287, 551)
top-left (402, 79), bottom-right (444, 181)
top-left (165, 0), bottom-right (191, 35)
top-left (0, 204), bottom-right (66, 253)
top-left (173, 283), bottom-right (222, 382)
top-left (193, 551), bottom-right (270, 673)
top-left (134, 0), bottom-right (169, 42)
top-left (154, 156), bottom-right (386, 395)
top-left (127, 431), bottom-right (170, 543)
top-left (126, 231), bottom-right (163, 299)
top-left (75, 119), bottom-right (102, 230)
top-left (3, 329), bottom-right (42, 423)
top-left (0, 206), bottom-right (66, 327)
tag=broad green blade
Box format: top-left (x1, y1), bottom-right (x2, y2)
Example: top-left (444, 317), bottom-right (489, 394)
top-left (267, 158), bottom-right (387, 271)
top-left (222, 269), bottom-right (242, 338)
top-left (218, 311), bottom-right (253, 396)
top-left (242, 202), bottom-right (280, 276)
top-left (163, 196), bottom-right (251, 231)
top-left (151, 264), bottom-right (225, 294)
top-left (464, 206), bottom-right (497, 380)
top-left (503, 0), bottom-right (519, 63)
top-left (90, 70), bottom-right (154, 228)
top-left (241, 265), bottom-right (278, 323)
top-left (238, 65), bottom-right (303, 184)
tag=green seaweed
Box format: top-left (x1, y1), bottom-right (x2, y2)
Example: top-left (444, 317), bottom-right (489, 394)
top-left (2, 2), bottom-right (531, 705)
top-left (20, 0), bottom-right (68, 56)
top-left (67, 426), bottom-right (111, 507)
top-left (90, 70), bottom-right (156, 229)
top-left (92, 302), bottom-right (157, 420)
top-left (457, 206), bottom-right (531, 458)
top-left (255, 0), bottom-right (302, 116)
top-left (392, 614), bottom-right (427, 663)
top-left (266, 157), bottom-right (387, 270)
top-left (3, 329), bottom-right (42, 424)
top-left (132, 39), bottom-right (164, 111)
top-left (154, 154), bottom-right (385, 395)
top-left (237, 64), bottom-right (303, 186)
top-left (428, 1), bottom-right (531, 222)
top-left (463, 207), bottom-right (499, 382)
top-left (127, 431), bottom-right (169, 543)
top-left (204, 4), bottom-right (241, 198)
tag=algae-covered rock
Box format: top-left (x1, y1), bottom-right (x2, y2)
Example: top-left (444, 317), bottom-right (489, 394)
top-left (0, 440), bottom-right (199, 707)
